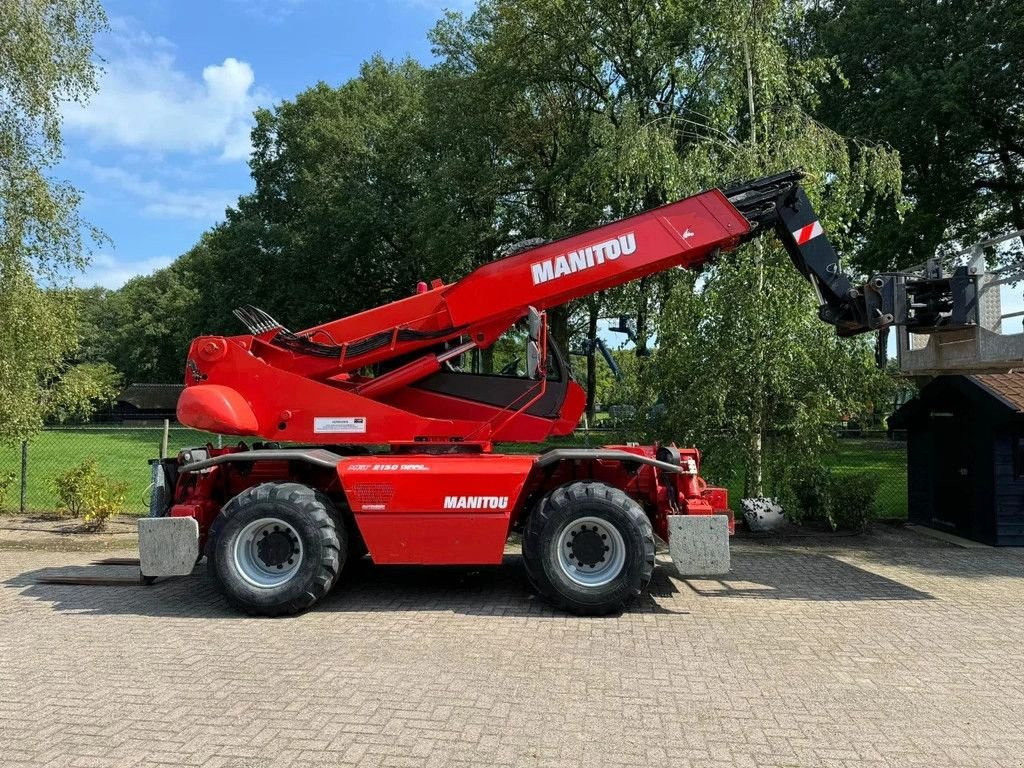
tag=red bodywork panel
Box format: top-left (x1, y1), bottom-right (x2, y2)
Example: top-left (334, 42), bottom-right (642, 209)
top-left (177, 384), bottom-right (259, 435)
top-left (169, 445), bottom-right (732, 565)
top-left (339, 454), bottom-right (535, 564)
top-left (176, 188), bottom-right (750, 446)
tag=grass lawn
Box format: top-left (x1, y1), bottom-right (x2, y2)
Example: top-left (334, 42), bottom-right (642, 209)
top-left (829, 439), bottom-right (908, 519)
top-left (720, 438), bottom-right (908, 520)
top-left (1, 428), bottom-right (907, 520)
top-left (0, 428), bottom-right (216, 515)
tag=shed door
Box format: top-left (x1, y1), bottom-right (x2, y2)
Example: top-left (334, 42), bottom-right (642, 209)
top-left (932, 413), bottom-right (974, 536)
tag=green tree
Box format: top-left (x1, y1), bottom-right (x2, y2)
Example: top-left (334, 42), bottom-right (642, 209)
top-left (171, 210), bottom-right (268, 339)
top-left (430, 0), bottom-right (722, 382)
top-left (179, 57), bottom-right (489, 338)
top-left (0, 0), bottom-right (106, 443)
top-left (72, 286), bottom-right (114, 362)
top-left (649, 0), bottom-right (901, 499)
top-left (245, 59), bottom-right (453, 327)
top-left (92, 268), bottom-right (200, 383)
top-left (656, 249), bottom-right (888, 497)
top-left (431, 0), bottom-right (624, 355)
top-left (809, 0), bottom-right (1024, 269)
top-left (45, 362), bottom-right (121, 423)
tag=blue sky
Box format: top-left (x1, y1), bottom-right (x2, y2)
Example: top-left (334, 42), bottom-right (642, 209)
top-left (59, 0), bottom-right (1022, 357)
top-left (61, 0), bottom-right (470, 289)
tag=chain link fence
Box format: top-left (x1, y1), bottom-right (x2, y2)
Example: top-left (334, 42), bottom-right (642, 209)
top-left (830, 431), bottom-right (908, 519)
top-left (567, 427), bottom-right (909, 520)
top-left (0, 425), bottom-right (220, 516)
top-left (0, 424), bottom-right (908, 520)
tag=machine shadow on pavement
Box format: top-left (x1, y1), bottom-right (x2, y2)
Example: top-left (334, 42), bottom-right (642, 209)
top-left (4, 553), bottom-right (689, 619)
top-left (4, 545), bottom-right (946, 618)
top-left (681, 550), bottom-right (934, 602)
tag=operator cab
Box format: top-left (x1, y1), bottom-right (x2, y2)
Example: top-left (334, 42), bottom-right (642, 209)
top-left (412, 318), bottom-right (576, 422)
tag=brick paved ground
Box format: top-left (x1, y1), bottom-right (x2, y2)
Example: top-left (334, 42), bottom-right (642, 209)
top-left (1, 526), bottom-right (1023, 768)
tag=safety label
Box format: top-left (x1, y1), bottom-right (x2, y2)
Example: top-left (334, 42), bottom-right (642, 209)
top-left (313, 416), bottom-right (367, 434)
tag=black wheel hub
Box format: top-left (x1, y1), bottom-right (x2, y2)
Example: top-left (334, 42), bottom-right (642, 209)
top-left (569, 527), bottom-right (606, 567)
top-left (257, 528), bottom-right (298, 568)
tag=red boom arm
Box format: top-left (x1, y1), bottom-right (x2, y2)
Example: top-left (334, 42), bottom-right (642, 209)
top-left (177, 174), bottom-right (859, 446)
top-left (295, 187), bottom-right (750, 373)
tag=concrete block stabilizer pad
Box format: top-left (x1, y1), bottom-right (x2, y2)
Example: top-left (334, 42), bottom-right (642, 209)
top-left (138, 516), bottom-right (199, 577)
top-left (667, 514), bottom-right (730, 576)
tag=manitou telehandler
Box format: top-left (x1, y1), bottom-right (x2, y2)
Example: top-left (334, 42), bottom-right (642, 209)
top-left (139, 169), bottom-right (981, 616)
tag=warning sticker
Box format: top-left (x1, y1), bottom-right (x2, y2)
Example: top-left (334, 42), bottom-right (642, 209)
top-left (313, 416), bottom-right (367, 434)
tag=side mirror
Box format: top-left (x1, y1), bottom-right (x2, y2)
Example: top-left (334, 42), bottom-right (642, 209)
top-left (527, 306), bottom-right (542, 342)
top-left (526, 340), bottom-right (541, 380)
top-left (525, 306), bottom-right (546, 379)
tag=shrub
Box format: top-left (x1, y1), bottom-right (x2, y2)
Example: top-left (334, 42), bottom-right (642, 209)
top-left (828, 472), bottom-right (880, 532)
top-left (53, 460), bottom-right (97, 518)
top-left (786, 467), bottom-right (880, 531)
top-left (788, 465), bottom-right (832, 525)
top-left (81, 476), bottom-right (127, 530)
top-left (0, 471), bottom-right (15, 512)
top-left (53, 460), bottom-right (126, 528)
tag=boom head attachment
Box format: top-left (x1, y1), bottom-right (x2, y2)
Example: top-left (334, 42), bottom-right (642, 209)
top-left (891, 230), bottom-right (1024, 374)
top-left (725, 172), bottom-right (1024, 374)
top-left (725, 171), bottom-right (870, 336)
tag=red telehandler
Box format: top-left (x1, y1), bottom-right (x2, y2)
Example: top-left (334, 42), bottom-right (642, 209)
top-left (139, 170), bottom-right (971, 615)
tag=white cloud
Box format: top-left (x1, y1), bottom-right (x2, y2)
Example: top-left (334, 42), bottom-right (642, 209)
top-left (78, 253), bottom-right (175, 289)
top-left (79, 161), bottom-right (237, 221)
top-left (62, 19), bottom-right (270, 161)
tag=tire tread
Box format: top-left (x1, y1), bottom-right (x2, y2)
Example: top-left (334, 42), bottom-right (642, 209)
top-left (206, 482), bottom-right (344, 616)
top-left (522, 480), bottom-right (655, 616)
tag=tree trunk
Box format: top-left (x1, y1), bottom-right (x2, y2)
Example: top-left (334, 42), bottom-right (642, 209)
top-left (742, 14), bottom-right (766, 499)
top-left (480, 346), bottom-right (494, 375)
top-left (585, 299), bottom-right (599, 421)
top-left (745, 240), bottom-right (766, 499)
top-left (745, 411), bottom-right (764, 499)
top-left (548, 305), bottom-right (570, 362)
top-left (635, 276), bottom-right (650, 356)
top-left (743, 38), bottom-right (757, 147)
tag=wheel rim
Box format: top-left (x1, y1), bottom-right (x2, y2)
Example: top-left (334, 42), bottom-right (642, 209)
top-left (554, 516), bottom-right (626, 588)
top-left (233, 517), bottom-right (304, 589)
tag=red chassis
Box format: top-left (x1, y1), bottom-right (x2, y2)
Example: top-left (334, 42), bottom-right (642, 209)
top-left (143, 171), bottom-right (865, 615)
top-left (167, 444), bottom-right (728, 567)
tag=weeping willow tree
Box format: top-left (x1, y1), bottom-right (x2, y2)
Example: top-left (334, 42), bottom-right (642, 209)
top-left (650, 0), bottom-right (902, 497)
top-left (428, 1), bottom-right (901, 496)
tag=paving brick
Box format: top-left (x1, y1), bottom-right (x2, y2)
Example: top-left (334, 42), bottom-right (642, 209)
top-left (1, 527), bottom-right (1023, 767)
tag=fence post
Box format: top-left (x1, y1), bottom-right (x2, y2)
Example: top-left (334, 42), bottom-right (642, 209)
top-left (20, 440), bottom-right (27, 515)
top-left (160, 419), bottom-right (169, 460)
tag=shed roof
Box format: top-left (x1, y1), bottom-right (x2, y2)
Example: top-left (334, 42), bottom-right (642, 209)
top-left (890, 372), bottom-right (1024, 429)
top-left (971, 373), bottom-right (1024, 413)
top-left (116, 383), bottom-right (183, 411)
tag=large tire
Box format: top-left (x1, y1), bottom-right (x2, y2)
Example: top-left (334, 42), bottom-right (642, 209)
top-left (523, 481), bottom-right (655, 616)
top-left (207, 483), bottom-right (345, 616)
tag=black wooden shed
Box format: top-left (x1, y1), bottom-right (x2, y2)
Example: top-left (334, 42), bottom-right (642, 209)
top-left (891, 373), bottom-right (1024, 545)
top-left (113, 383), bottom-right (184, 423)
